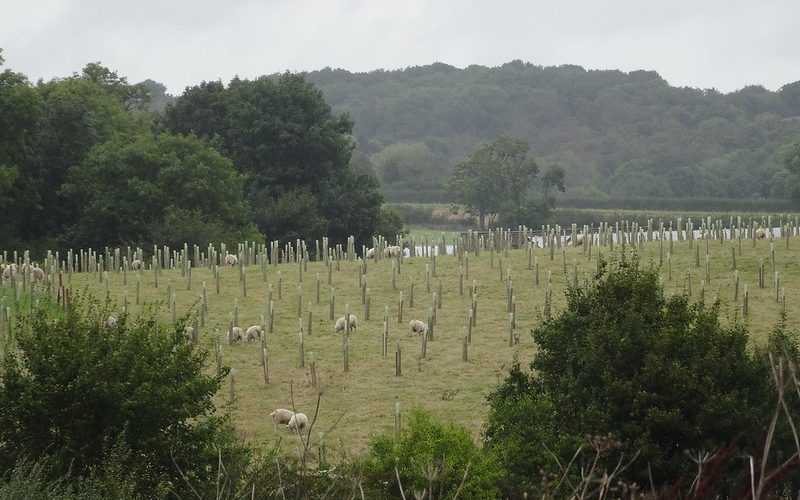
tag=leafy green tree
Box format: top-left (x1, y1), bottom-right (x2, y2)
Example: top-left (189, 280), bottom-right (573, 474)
top-left (782, 138), bottom-right (800, 206)
top-left (0, 296), bottom-right (238, 498)
top-left (374, 205), bottom-right (407, 243)
top-left (484, 254), bottom-right (775, 495)
top-left (81, 62), bottom-right (150, 111)
top-left (447, 136), bottom-right (540, 229)
top-left (61, 132), bottom-right (260, 249)
top-left (364, 408), bottom-right (502, 499)
top-left (28, 74), bottom-right (144, 247)
top-left (0, 66), bottom-right (42, 248)
top-left (540, 163), bottom-right (565, 203)
top-left (164, 73), bottom-right (384, 247)
top-left (371, 142), bottom-right (449, 189)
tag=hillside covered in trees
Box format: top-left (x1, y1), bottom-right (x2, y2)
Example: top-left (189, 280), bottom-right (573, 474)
top-left (301, 61), bottom-right (800, 202)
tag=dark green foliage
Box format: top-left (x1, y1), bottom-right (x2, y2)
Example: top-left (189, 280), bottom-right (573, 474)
top-left (305, 63), bottom-right (800, 201)
top-left (364, 408), bottom-right (503, 499)
top-left (164, 73), bottom-right (385, 247)
top-left (374, 205), bottom-right (407, 242)
top-left (447, 136), bottom-right (543, 229)
top-left (782, 138), bottom-right (800, 207)
top-left (0, 296), bottom-right (238, 498)
top-left (61, 132), bottom-right (259, 249)
top-left (484, 254), bottom-right (775, 495)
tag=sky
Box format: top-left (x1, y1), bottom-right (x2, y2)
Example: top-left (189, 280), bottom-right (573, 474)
top-left (1, 0), bottom-right (798, 95)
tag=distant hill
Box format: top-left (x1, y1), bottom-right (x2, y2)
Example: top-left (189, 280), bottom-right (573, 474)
top-left (302, 61), bottom-right (800, 201)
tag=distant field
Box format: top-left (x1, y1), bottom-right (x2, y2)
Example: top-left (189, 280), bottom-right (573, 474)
top-left (4, 227), bottom-right (800, 462)
top-left (392, 202), bottom-right (796, 232)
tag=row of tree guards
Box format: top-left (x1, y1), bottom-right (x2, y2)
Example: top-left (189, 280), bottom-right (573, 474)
top-left (1, 214), bottom-right (797, 377)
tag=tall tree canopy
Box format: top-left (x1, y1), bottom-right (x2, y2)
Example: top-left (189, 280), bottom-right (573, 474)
top-left (61, 132), bottom-right (258, 249)
top-left (446, 136), bottom-right (541, 229)
top-left (163, 73), bottom-right (384, 247)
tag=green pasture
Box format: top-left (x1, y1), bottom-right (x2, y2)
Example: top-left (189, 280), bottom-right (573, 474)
top-left (3, 228), bottom-right (800, 460)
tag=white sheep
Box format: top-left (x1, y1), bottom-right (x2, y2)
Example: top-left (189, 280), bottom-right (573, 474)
top-left (756, 227), bottom-right (767, 239)
top-left (106, 315), bottom-right (117, 329)
top-left (383, 245), bottom-right (402, 258)
top-left (269, 408), bottom-right (294, 428)
top-left (184, 326), bottom-right (195, 341)
top-left (2, 263), bottom-right (16, 280)
top-left (334, 314), bottom-right (358, 333)
top-left (228, 326), bottom-right (243, 342)
top-left (365, 247), bottom-right (376, 259)
top-left (287, 412), bottom-right (309, 434)
top-left (29, 266), bottom-right (45, 281)
top-left (225, 254), bottom-right (239, 266)
top-left (574, 233), bottom-right (584, 246)
top-left (409, 319), bottom-right (428, 335)
top-left (245, 325), bottom-right (262, 342)
top-left (130, 259), bottom-right (142, 271)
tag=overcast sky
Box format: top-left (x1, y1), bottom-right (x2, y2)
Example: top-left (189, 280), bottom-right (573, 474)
top-left (1, 0), bottom-right (798, 95)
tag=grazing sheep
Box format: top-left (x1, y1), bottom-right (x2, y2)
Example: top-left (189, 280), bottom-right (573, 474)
top-left (270, 408), bottom-right (294, 428)
top-left (245, 325), bottom-right (262, 342)
top-left (575, 233), bottom-right (584, 246)
top-left (383, 245), bottom-right (402, 258)
top-left (334, 314), bottom-right (358, 333)
top-left (106, 315), bottom-right (117, 329)
top-left (225, 254), bottom-right (239, 266)
top-left (756, 227), bottom-right (767, 239)
top-left (130, 259), bottom-right (142, 270)
top-left (287, 412), bottom-right (309, 434)
top-left (184, 326), bottom-right (195, 341)
top-left (2, 264), bottom-right (15, 279)
top-left (365, 247), bottom-right (376, 259)
top-left (228, 326), bottom-right (243, 342)
top-left (30, 266), bottom-right (45, 281)
top-left (409, 319), bottom-right (428, 335)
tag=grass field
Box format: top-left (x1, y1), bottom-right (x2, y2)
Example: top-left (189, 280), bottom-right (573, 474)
top-left (4, 228), bottom-right (800, 462)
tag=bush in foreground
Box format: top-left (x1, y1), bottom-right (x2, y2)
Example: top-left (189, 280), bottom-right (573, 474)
top-left (0, 296), bottom-right (241, 498)
top-left (364, 408), bottom-right (502, 499)
top-left (484, 253), bottom-right (790, 496)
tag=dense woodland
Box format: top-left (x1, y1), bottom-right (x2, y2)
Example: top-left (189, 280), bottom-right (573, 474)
top-left (299, 62), bottom-right (800, 202)
top-left (146, 61), bottom-right (800, 204)
top-left (0, 50), bottom-right (402, 254)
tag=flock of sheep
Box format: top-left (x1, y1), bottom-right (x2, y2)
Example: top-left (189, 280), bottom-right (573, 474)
top-left (264, 315), bottom-right (427, 435)
top-left (1, 263), bottom-right (45, 281)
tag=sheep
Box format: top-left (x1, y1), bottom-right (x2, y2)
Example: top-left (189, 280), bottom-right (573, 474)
top-left (333, 314), bottom-right (358, 333)
top-left (365, 247), bottom-right (376, 259)
top-left (574, 233), bottom-right (584, 246)
top-left (382, 245), bottom-right (401, 258)
top-left (228, 326), bottom-right (243, 342)
top-left (225, 254), bottom-right (239, 266)
top-left (409, 319), bottom-right (428, 335)
top-left (245, 325), bottom-right (262, 342)
top-left (756, 227), bottom-right (767, 239)
top-left (1, 264), bottom-right (15, 280)
top-left (269, 408), bottom-right (294, 428)
top-left (106, 315), bottom-right (117, 329)
top-left (29, 266), bottom-right (45, 282)
top-left (130, 259), bottom-right (142, 270)
top-left (287, 412), bottom-right (309, 434)
top-left (184, 326), bottom-right (195, 341)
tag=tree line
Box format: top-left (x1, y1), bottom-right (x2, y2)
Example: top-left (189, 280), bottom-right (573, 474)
top-left (299, 61), bottom-right (800, 203)
top-left (0, 49), bottom-right (401, 255)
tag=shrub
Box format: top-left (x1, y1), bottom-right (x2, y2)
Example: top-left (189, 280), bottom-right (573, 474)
top-left (364, 408), bottom-right (502, 499)
top-left (0, 295), bottom-right (241, 498)
top-left (484, 253), bottom-right (777, 496)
